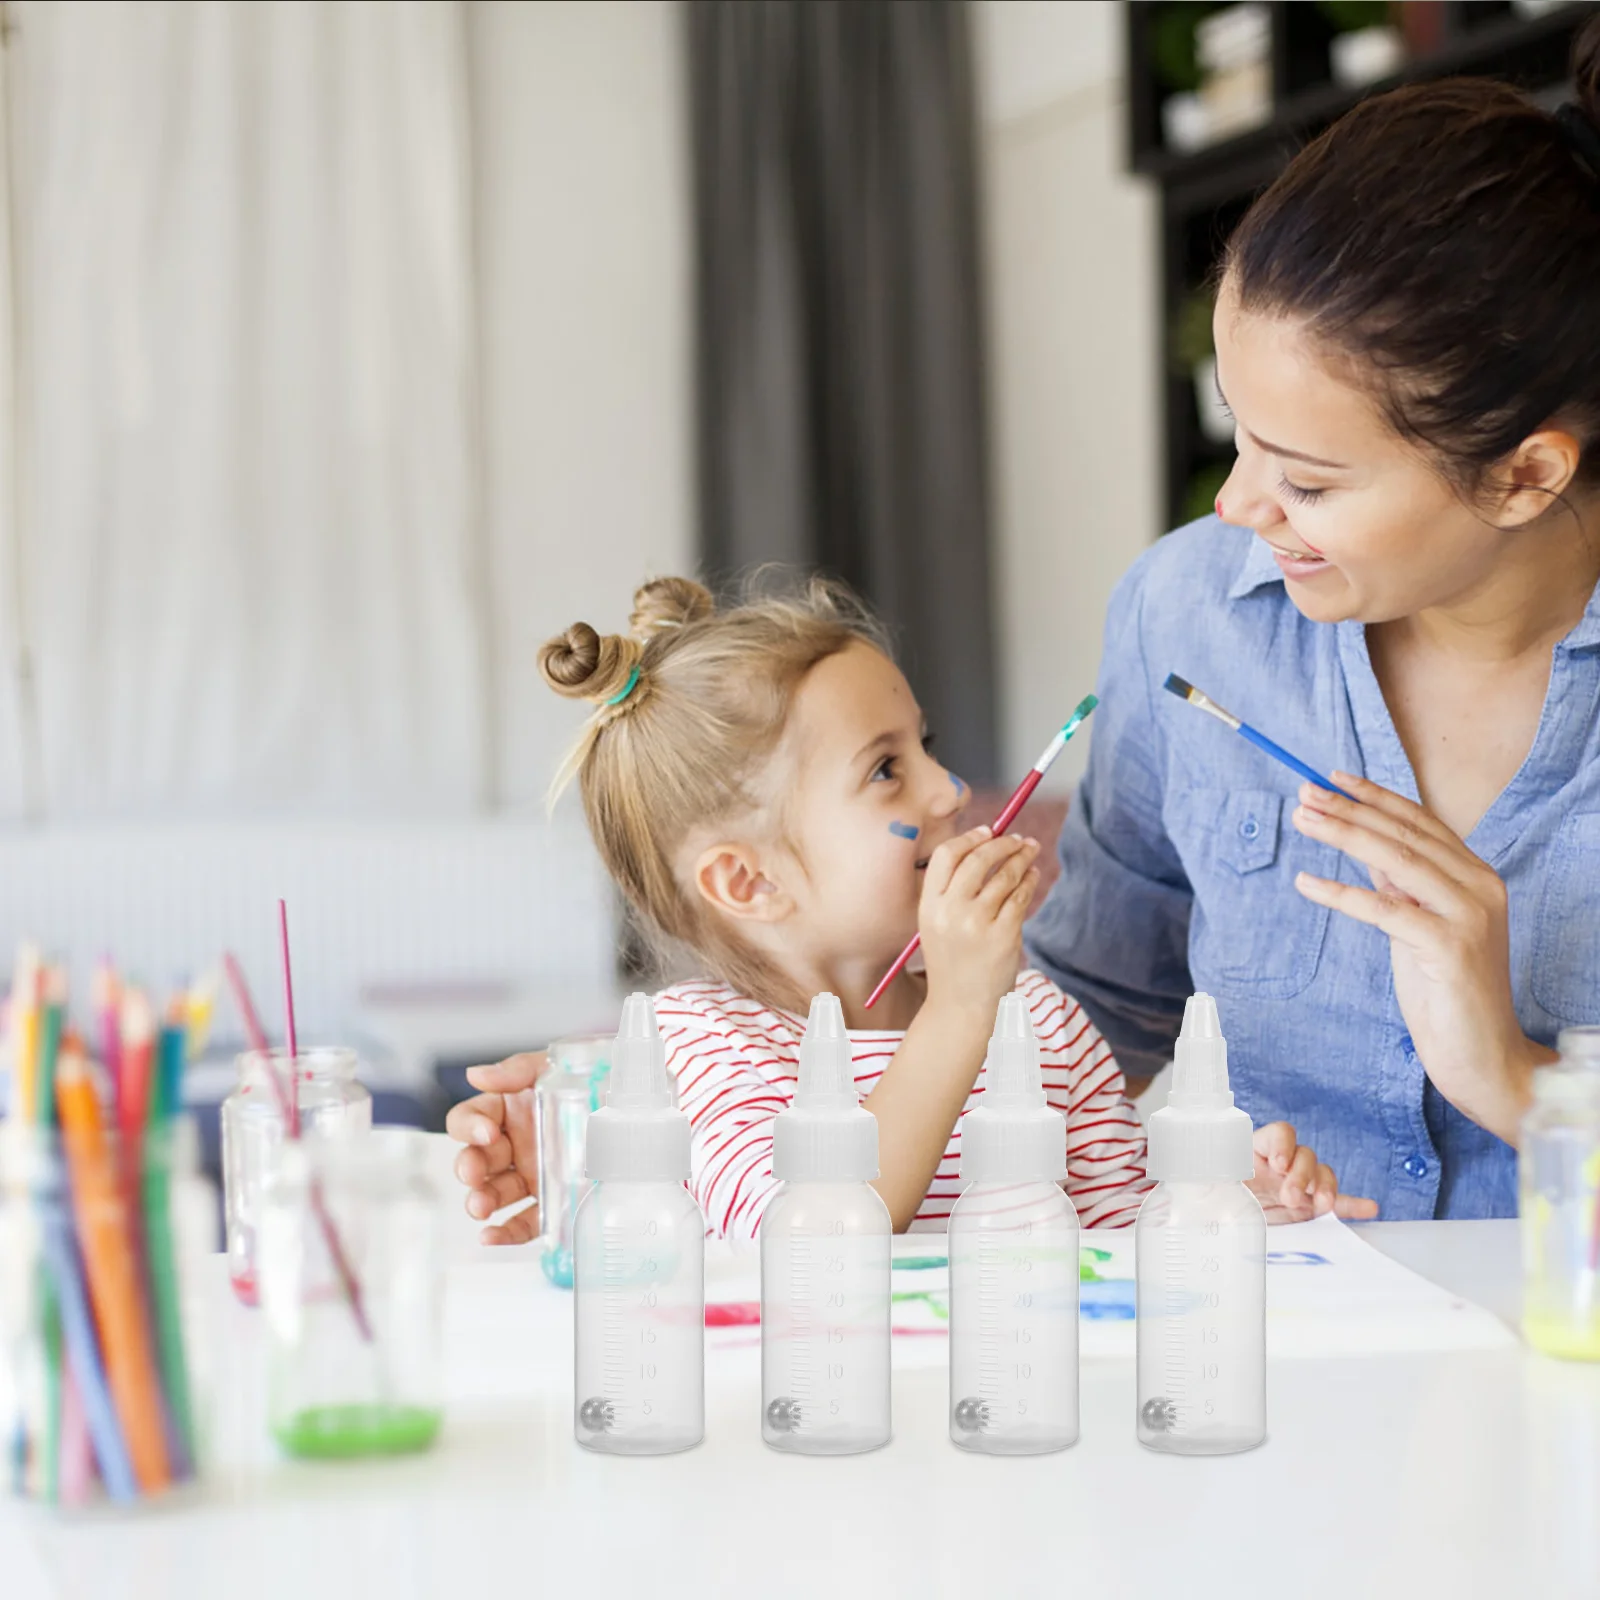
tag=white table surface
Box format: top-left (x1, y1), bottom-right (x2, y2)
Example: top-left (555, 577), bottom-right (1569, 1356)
top-left (6, 1182), bottom-right (1599, 1600)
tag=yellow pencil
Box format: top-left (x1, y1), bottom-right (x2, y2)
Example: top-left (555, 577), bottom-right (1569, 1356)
top-left (10, 943), bottom-right (40, 1121)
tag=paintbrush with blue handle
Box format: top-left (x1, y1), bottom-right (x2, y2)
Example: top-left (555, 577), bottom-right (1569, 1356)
top-left (1163, 674), bottom-right (1355, 801)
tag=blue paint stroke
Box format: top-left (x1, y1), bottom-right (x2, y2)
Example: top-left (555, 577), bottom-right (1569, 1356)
top-left (888, 821), bottom-right (919, 841)
top-left (1267, 1250), bottom-right (1330, 1266)
top-left (1081, 1281), bottom-right (1137, 1320)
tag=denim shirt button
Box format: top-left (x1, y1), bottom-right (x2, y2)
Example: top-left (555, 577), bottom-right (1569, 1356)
top-left (1400, 1032), bottom-right (1415, 1058)
top-left (1403, 1153), bottom-right (1428, 1180)
top-left (1238, 816), bottom-right (1260, 841)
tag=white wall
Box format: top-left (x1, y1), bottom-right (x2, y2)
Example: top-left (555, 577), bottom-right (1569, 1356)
top-left (468, 0), bottom-right (695, 813)
top-left (974, 0), bottom-right (1160, 790)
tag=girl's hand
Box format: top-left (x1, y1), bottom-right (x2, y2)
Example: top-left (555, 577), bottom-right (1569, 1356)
top-left (1291, 774), bottom-right (1551, 1145)
top-left (917, 826), bottom-right (1041, 1018)
top-left (1249, 1122), bottom-right (1378, 1224)
top-left (444, 1051), bottom-right (547, 1244)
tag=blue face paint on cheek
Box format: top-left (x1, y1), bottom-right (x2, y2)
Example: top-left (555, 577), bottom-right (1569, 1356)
top-left (888, 821), bottom-right (920, 841)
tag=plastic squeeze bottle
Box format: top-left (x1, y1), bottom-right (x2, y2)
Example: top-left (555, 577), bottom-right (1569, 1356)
top-left (948, 992), bottom-right (1080, 1453)
top-left (760, 993), bottom-right (892, 1453)
top-left (573, 993), bottom-right (705, 1454)
top-left (1135, 992), bottom-right (1265, 1454)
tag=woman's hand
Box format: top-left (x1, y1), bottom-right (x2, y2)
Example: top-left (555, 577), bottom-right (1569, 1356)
top-left (1248, 1122), bottom-right (1378, 1223)
top-left (917, 826), bottom-right (1041, 1019)
top-left (1290, 773), bottom-right (1553, 1145)
top-left (444, 1051), bottom-right (547, 1244)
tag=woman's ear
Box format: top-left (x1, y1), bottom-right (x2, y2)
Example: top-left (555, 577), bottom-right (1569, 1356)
top-left (1491, 427), bottom-right (1583, 526)
top-left (693, 843), bottom-right (793, 924)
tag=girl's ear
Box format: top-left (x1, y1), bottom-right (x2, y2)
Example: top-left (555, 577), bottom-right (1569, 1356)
top-left (1491, 427), bottom-right (1583, 527)
top-left (693, 843), bottom-right (793, 924)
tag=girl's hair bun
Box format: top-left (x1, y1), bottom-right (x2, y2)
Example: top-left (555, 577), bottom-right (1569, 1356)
top-left (630, 576), bottom-right (715, 640)
top-left (537, 622), bottom-right (641, 704)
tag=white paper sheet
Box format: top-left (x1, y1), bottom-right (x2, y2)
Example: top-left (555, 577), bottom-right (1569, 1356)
top-left (700, 1214), bottom-right (1516, 1372)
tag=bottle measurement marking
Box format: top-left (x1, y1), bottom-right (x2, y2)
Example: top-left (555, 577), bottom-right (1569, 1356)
top-left (1162, 1226), bottom-right (1187, 1431)
top-left (977, 1230), bottom-right (1001, 1420)
top-left (601, 1223), bottom-right (628, 1423)
top-left (790, 1231), bottom-right (812, 1425)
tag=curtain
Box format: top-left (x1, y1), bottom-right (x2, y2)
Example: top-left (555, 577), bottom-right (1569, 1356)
top-left (687, 0), bottom-right (999, 785)
top-left (0, 0), bottom-right (485, 821)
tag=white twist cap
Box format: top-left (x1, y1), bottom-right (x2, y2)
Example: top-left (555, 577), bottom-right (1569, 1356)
top-left (1146, 993), bottom-right (1253, 1181)
top-left (960, 991), bottom-right (1067, 1183)
top-left (583, 993), bottom-right (691, 1182)
top-left (771, 993), bottom-right (879, 1182)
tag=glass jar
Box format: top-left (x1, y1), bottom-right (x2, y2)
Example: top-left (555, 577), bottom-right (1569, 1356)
top-left (221, 1047), bottom-right (370, 1305)
top-left (1519, 1031), bottom-right (1600, 1362)
top-left (535, 1033), bottom-right (613, 1288)
top-left (0, 1115), bottom-right (216, 1506)
top-left (258, 1126), bottom-right (443, 1459)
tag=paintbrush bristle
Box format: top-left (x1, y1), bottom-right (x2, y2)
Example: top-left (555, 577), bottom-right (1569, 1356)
top-left (1163, 673), bottom-right (1195, 700)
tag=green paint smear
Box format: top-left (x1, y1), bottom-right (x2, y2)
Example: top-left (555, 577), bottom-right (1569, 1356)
top-left (891, 1289), bottom-right (950, 1320)
top-left (274, 1404), bottom-right (442, 1460)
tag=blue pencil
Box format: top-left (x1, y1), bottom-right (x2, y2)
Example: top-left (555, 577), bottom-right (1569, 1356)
top-left (1163, 675), bottom-right (1356, 801)
top-left (37, 1202), bottom-right (139, 1502)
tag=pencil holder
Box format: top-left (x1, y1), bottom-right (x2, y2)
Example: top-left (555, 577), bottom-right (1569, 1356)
top-left (1519, 1032), bottom-right (1600, 1362)
top-left (222, 1047), bottom-right (371, 1306)
top-left (0, 1117), bottom-right (217, 1508)
top-left (258, 1127), bottom-right (444, 1459)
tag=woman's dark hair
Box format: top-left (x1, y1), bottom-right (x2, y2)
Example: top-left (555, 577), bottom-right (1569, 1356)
top-left (1224, 16), bottom-right (1600, 504)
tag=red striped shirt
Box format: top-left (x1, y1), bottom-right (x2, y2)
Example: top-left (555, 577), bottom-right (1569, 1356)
top-left (655, 969), bottom-right (1151, 1240)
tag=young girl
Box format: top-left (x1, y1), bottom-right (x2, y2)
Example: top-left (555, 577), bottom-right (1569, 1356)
top-left (449, 575), bottom-right (1373, 1237)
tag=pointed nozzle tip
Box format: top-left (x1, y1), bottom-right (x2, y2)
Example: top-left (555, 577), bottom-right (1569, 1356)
top-left (805, 992), bottom-right (846, 1041)
top-left (996, 991), bottom-right (1031, 1040)
top-left (620, 990), bottom-right (660, 1039)
top-left (1180, 991), bottom-right (1222, 1040)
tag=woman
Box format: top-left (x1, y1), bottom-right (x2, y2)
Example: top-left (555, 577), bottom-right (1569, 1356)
top-left (1026, 23), bottom-right (1600, 1220)
top-left (451, 26), bottom-right (1600, 1236)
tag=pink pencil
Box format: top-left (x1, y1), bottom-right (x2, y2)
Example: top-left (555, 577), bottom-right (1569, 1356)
top-left (864, 695), bottom-right (1099, 1011)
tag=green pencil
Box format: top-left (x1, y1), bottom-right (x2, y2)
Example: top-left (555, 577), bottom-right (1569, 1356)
top-left (35, 985), bottom-right (65, 1503)
top-left (142, 1022), bottom-right (196, 1474)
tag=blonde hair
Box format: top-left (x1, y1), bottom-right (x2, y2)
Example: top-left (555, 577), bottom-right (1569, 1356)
top-left (539, 574), bottom-right (891, 1012)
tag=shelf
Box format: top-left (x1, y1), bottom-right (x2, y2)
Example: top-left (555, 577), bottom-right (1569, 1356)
top-left (1129, 3), bottom-right (1589, 185)
top-left (1126, 0), bottom-right (1596, 531)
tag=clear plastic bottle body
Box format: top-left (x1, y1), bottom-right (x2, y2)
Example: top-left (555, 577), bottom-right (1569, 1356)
top-left (221, 1047), bottom-right (371, 1306)
top-left (1135, 1179), bottom-right (1265, 1454)
top-left (573, 1177), bottom-right (704, 1454)
top-left (760, 1180), bottom-right (891, 1454)
top-left (948, 1180), bottom-right (1080, 1454)
top-left (1519, 1046), bottom-right (1600, 1361)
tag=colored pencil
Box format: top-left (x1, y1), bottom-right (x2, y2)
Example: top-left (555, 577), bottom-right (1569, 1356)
top-left (54, 1039), bottom-right (171, 1494)
top-left (142, 1014), bottom-right (196, 1474)
top-left (35, 969), bottom-right (66, 1501)
top-left (35, 1181), bottom-right (138, 1502)
top-left (864, 696), bottom-right (1099, 1010)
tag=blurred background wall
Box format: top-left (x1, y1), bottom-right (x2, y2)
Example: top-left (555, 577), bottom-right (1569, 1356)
top-left (0, 0), bottom-right (1159, 1061)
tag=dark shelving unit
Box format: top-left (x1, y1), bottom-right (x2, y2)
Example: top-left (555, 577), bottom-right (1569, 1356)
top-left (1126, 0), bottom-right (1599, 532)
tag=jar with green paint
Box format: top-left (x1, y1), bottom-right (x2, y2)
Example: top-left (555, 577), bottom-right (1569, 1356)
top-left (258, 1127), bottom-right (443, 1459)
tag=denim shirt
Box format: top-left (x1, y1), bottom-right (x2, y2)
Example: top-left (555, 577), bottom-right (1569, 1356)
top-left (1024, 516), bottom-right (1600, 1220)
